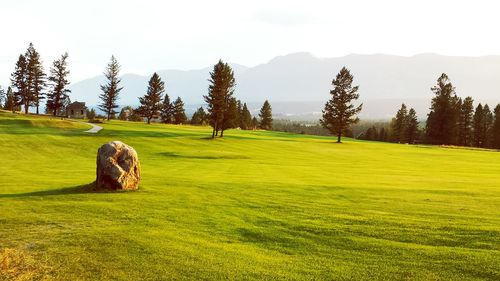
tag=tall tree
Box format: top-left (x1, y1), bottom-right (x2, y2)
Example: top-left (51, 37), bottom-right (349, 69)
top-left (3, 87), bottom-right (18, 112)
top-left (99, 55), bottom-right (122, 120)
top-left (491, 104), bottom-right (500, 149)
top-left (190, 107), bottom-right (207, 125)
top-left (391, 104), bottom-right (408, 143)
top-left (25, 43), bottom-right (46, 114)
top-left (482, 104), bottom-right (494, 148)
top-left (46, 53), bottom-right (71, 116)
top-left (457, 96), bottom-right (474, 146)
top-left (136, 73), bottom-right (165, 124)
top-left (204, 60), bottom-right (236, 138)
top-left (405, 108), bottom-right (419, 144)
top-left (473, 104), bottom-right (485, 147)
top-left (426, 73), bottom-right (459, 145)
top-left (11, 54), bottom-right (30, 114)
top-left (160, 94), bottom-right (173, 124)
top-left (172, 97), bottom-right (187, 124)
top-left (259, 100), bottom-right (273, 130)
top-left (320, 67), bottom-right (362, 143)
top-left (240, 103), bottom-right (252, 130)
top-left (221, 97), bottom-right (239, 136)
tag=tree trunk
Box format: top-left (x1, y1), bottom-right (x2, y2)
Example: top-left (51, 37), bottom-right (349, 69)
top-left (220, 129), bottom-right (224, 138)
top-left (24, 103), bottom-right (29, 114)
top-left (337, 129), bottom-right (342, 143)
top-left (147, 118), bottom-right (151, 124)
top-left (53, 109), bottom-right (57, 116)
top-left (36, 105), bottom-right (39, 115)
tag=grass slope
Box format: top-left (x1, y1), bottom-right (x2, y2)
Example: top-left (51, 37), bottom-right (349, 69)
top-left (0, 111), bottom-right (499, 280)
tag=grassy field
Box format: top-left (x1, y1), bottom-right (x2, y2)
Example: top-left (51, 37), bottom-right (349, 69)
top-left (0, 110), bottom-right (499, 280)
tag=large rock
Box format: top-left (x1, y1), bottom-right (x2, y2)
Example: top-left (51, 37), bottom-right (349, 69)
top-left (96, 141), bottom-right (141, 190)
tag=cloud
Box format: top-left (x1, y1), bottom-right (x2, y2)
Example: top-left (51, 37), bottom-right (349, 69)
top-left (254, 9), bottom-right (319, 26)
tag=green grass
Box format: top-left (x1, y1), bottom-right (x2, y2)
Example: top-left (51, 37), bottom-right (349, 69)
top-left (0, 110), bottom-right (499, 280)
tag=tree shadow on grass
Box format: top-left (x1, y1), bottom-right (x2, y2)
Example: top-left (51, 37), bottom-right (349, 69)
top-left (0, 183), bottom-right (130, 199)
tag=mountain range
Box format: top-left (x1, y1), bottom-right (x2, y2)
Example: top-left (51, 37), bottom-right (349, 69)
top-left (70, 53), bottom-right (500, 119)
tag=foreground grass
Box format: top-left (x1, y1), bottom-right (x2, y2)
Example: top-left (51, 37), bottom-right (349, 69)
top-left (0, 111), bottom-right (499, 280)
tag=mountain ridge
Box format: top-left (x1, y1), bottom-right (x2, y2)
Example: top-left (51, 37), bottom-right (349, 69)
top-left (70, 53), bottom-right (500, 119)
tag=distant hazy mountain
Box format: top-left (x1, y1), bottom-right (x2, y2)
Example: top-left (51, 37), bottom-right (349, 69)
top-left (70, 53), bottom-right (500, 119)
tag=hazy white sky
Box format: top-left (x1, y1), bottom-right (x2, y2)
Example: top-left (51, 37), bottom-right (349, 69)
top-left (1, 0), bottom-right (499, 85)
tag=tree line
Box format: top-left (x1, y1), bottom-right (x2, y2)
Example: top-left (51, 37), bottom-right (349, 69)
top-left (4, 43), bottom-right (71, 116)
top-left (3, 46), bottom-right (273, 138)
top-left (357, 73), bottom-right (500, 149)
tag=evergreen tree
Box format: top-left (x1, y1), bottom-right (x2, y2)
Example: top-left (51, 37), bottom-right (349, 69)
top-left (11, 54), bottom-right (30, 114)
top-left (204, 60), bottom-right (236, 138)
top-left (426, 73), bottom-right (459, 145)
top-left (3, 87), bottom-right (19, 112)
top-left (190, 107), bottom-right (207, 125)
top-left (99, 55), bottom-right (122, 120)
top-left (25, 43), bottom-right (46, 114)
top-left (46, 53), bottom-right (71, 116)
top-left (87, 108), bottom-right (96, 121)
top-left (259, 100), bottom-right (273, 130)
top-left (482, 104), bottom-right (493, 148)
top-left (240, 103), bottom-right (252, 130)
top-left (221, 97), bottom-right (239, 136)
top-left (320, 67), bottom-right (362, 143)
top-left (378, 127), bottom-right (388, 142)
top-left (406, 108), bottom-right (419, 144)
top-left (172, 97), bottom-right (187, 124)
top-left (160, 94), bottom-right (173, 124)
top-left (457, 96), bottom-right (474, 146)
top-left (128, 108), bottom-right (144, 122)
top-left (136, 73), bottom-right (164, 124)
top-left (392, 104), bottom-right (408, 143)
top-left (473, 104), bottom-right (484, 147)
top-left (251, 117), bottom-right (259, 130)
top-left (491, 104), bottom-right (500, 149)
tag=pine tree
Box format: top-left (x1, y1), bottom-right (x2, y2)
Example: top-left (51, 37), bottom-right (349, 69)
top-left (259, 100), bottom-right (273, 130)
top-left (118, 106), bottom-right (134, 121)
top-left (3, 87), bottom-right (19, 112)
top-left (160, 94), bottom-right (173, 124)
top-left (136, 73), bottom-right (164, 124)
top-left (482, 104), bottom-right (493, 148)
top-left (87, 108), bottom-right (96, 121)
top-left (406, 108), bottom-right (419, 144)
top-left (172, 97), bottom-right (187, 124)
top-left (320, 67), bottom-right (362, 143)
top-left (473, 104), bottom-right (484, 147)
top-left (251, 117), bottom-right (258, 130)
top-left (11, 54), bottom-right (30, 114)
top-left (240, 103), bottom-right (252, 130)
top-left (426, 73), bottom-right (459, 145)
top-left (204, 60), bottom-right (236, 138)
top-left (392, 104), bottom-right (408, 143)
top-left (190, 107), bottom-right (207, 125)
top-left (457, 96), bottom-right (474, 146)
top-left (46, 53), bottom-right (71, 116)
top-left (25, 43), bottom-right (46, 114)
top-left (221, 97), bottom-right (239, 136)
top-left (491, 104), bottom-right (500, 149)
top-left (99, 55), bottom-right (122, 120)
top-left (378, 127), bottom-right (388, 142)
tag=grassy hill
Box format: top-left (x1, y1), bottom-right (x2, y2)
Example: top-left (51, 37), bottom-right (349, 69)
top-left (0, 111), bottom-right (499, 280)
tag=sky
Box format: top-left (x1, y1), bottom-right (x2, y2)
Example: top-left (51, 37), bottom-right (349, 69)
top-left (1, 0), bottom-right (500, 86)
